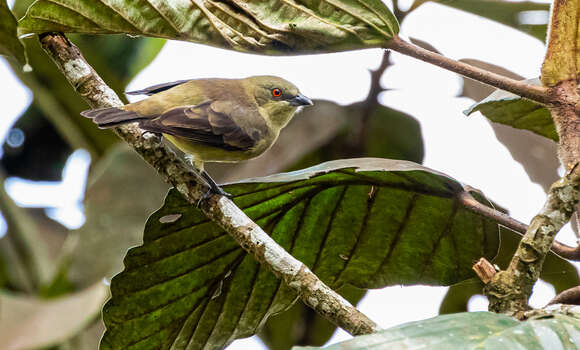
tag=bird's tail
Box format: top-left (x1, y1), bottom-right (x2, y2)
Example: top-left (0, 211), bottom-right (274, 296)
top-left (80, 107), bottom-right (146, 129)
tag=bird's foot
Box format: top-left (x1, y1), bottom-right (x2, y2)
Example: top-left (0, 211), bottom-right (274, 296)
top-left (200, 170), bottom-right (233, 199)
top-left (212, 186), bottom-right (233, 199)
top-left (196, 186), bottom-right (233, 207)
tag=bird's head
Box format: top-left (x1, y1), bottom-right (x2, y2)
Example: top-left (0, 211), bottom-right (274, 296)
top-left (244, 75), bottom-right (313, 128)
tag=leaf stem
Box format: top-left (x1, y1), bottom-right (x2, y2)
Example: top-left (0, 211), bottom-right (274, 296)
top-left (387, 36), bottom-right (551, 105)
top-left (38, 32), bottom-right (378, 338)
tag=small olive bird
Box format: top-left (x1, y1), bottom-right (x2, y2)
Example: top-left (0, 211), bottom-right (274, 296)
top-left (81, 76), bottom-right (313, 196)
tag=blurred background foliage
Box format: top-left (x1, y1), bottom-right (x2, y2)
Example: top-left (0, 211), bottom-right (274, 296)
top-left (0, 0), bottom-right (574, 349)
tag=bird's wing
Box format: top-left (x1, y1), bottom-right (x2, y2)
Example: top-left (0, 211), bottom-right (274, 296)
top-left (139, 100), bottom-right (263, 151)
top-left (125, 79), bottom-right (191, 96)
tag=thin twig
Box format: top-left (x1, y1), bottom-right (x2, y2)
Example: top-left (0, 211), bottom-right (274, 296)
top-left (485, 164), bottom-right (580, 314)
top-left (38, 32), bottom-right (379, 336)
top-left (354, 50), bottom-right (391, 149)
top-left (458, 192), bottom-right (527, 233)
top-left (387, 36), bottom-right (551, 105)
top-left (458, 191), bottom-right (580, 261)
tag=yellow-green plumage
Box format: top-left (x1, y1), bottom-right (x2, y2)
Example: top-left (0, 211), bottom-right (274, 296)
top-left (81, 75), bottom-right (312, 176)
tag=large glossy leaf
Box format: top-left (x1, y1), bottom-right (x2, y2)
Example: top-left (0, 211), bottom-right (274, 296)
top-left (0, 0), bottom-right (26, 64)
top-left (18, 0), bottom-right (399, 54)
top-left (102, 158), bottom-right (501, 349)
top-left (433, 0), bottom-right (549, 42)
top-left (464, 78), bottom-right (557, 142)
top-left (212, 102), bottom-right (422, 348)
top-left (295, 311), bottom-right (580, 350)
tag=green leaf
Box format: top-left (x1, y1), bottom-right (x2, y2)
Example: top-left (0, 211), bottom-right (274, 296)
top-left (363, 104), bottom-right (424, 162)
top-left (259, 285), bottom-right (366, 350)
top-left (464, 78), bottom-right (557, 142)
top-left (434, 0), bottom-right (549, 42)
top-left (102, 159), bottom-right (501, 349)
top-left (294, 311), bottom-right (580, 350)
top-left (459, 59), bottom-right (560, 193)
top-left (18, 0), bottom-right (399, 54)
top-left (0, 282), bottom-right (108, 349)
top-left (0, 0), bottom-right (26, 65)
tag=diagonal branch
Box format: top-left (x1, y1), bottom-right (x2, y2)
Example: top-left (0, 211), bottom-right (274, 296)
top-left (38, 32), bottom-right (378, 336)
top-left (387, 36), bottom-right (551, 105)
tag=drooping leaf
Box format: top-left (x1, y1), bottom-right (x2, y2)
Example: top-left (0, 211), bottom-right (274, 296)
top-left (433, 0), bottom-right (549, 42)
top-left (0, 0), bottom-right (26, 64)
top-left (294, 311), bottom-right (580, 350)
top-left (0, 282), bottom-right (108, 349)
top-left (459, 59), bottom-right (560, 192)
top-left (259, 285), bottom-right (366, 350)
top-left (464, 78), bottom-right (557, 141)
top-left (18, 0), bottom-right (399, 54)
top-left (103, 158), bottom-right (501, 349)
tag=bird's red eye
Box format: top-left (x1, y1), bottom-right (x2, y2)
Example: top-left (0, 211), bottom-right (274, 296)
top-left (272, 88), bottom-right (282, 97)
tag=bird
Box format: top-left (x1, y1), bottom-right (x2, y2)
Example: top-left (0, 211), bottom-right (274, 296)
top-left (80, 75), bottom-right (313, 197)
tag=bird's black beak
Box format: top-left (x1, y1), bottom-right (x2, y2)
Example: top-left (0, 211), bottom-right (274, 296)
top-left (289, 93), bottom-right (313, 106)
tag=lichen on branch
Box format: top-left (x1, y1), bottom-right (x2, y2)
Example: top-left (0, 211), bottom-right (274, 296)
top-left (485, 164), bottom-right (580, 315)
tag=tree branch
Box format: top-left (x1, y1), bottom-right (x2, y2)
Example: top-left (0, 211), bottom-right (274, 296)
top-left (387, 36), bottom-right (551, 105)
top-left (458, 191), bottom-right (580, 261)
top-left (38, 32), bottom-right (378, 336)
top-left (484, 164), bottom-right (580, 315)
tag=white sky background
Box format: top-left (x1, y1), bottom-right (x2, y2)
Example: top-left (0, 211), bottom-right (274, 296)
top-left (1, 0), bottom-right (573, 348)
